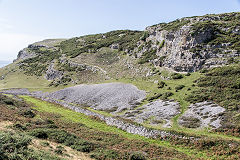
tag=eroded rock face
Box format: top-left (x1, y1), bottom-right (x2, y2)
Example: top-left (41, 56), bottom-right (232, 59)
top-left (178, 101), bottom-right (225, 128)
top-left (139, 13), bottom-right (240, 72)
top-left (15, 49), bottom-right (37, 61)
top-left (46, 83), bottom-right (146, 112)
top-left (45, 63), bottom-right (63, 80)
top-left (122, 100), bottom-right (181, 128)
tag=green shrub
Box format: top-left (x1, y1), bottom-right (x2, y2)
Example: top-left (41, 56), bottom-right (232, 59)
top-left (157, 81), bottom-right (166, 88)
top-left (19, 108), bottom-right (35, 118)
top-left (19, 48), bottom-right (59, 76)
top-left (147, 93), bottom-right (162, 101)
top-left (90, 148), bottom-right (119, 160)
top-left (140, 32), bottom-right (149, 41)
top-left (0, 131), bottom-right (32, 160)
top-left (29, 128), bottom-right (96, 153)
top-left (138, 49), bottom-right (157, 64)
top-left (186, 65), bottom-right (240, 111)
top-left (160, 19), bottom-right (190, 31)
top-left (2, 99), bottom-right (14, 105)
top-left (199, 69), bottom-right (209, 73)
top-left (13, 123), bottom-right (27, 131)
top-left (180, 116), bottom-right (201, 128)
top-left (0, 95), bottom-right (16, 106)
top-left (161, 92), bottom-right (174, 100)
top-left (159, 40), bottom-right (165, 48)
top-left (29, 129), bottom-right (49, 139)
top-left (60, 30), bottom-right (143, 58)
top-left (129, 152), bottom-right (147, 160)
top-left (185, 72), bottom-right (191, 76)
top-left (171, 73), bottom-right (184, 79)
top-left (40, 141), bottom-right (50, 147)
top-left (175, 85), bottom-right (185, 91)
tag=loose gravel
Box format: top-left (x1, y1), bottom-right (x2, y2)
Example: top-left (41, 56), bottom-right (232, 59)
top-left (46, 82), bottom-right (146, 113)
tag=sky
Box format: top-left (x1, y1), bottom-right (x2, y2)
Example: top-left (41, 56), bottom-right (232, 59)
top-left (0, 0), bottom-right (239, 62)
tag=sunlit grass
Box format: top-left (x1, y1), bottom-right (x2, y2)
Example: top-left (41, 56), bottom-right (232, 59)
top-left (21, 95), bottom-right (211, 160)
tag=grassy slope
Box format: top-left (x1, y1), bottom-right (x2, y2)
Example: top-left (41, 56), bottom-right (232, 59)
top-left (20, 95), bottom-right (240, 159)
top-left (0, 63), bottom-right (76, 92)
top-left (2, 62), bottom-right (239, 142)
top-left (72, 47), bottom-right (150, 80)
top-left (21, 95), bottom-right (213, 160)
top-left (0, 63), bottom-right (49, 90)
top-left (2, 62), bottom-right (240, 143)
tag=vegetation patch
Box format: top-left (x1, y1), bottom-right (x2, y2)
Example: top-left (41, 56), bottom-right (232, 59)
top-left (0, 131), bottom-right (62, 160)
top-left (60, 30), bottom-right (143, 58)
top-left (175, 85), bottom-right (185, 91)
top-left (186, 65), bottom-right (240, 111)
top-left (179, 116), bottom-right (201, 128)
top-left (171, 73), bottom-right (184, 79)
top-left (138, 49), bottom-right (157, 64)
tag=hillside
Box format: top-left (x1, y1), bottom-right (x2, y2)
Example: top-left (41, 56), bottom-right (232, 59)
top-left (0, 12), bottom-right (240, 160)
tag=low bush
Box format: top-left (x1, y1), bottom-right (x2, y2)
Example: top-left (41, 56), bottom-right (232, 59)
top-left (140, 32), bottom-right (149, 41)
top-left (19, 108), bottom-right (36, 118)
top-left (185, 72), bottom-right (191, 76)
top-left (147, 93), bottom-right (162, 101)
top-left (29, 128), bottom-right (96, 153)
top-left (186, 65), bottom-right (240, 111)
top-left (0, 131), bottom-right (31, 160)
top-left (90, 148), bottom-right (119, 160)
top-left (180, 116), bottom-right (201, 128)
top-left (161, 92), bottom-right (174, 100)
top-left (129, 151), bottom-right (147, 160)
top-left (159, 40), bottom-right (165, 48)
top-left (138, 49), bottom-right (157, 64)
top-left (175, 85), bottom-right (185, 91)
top-left (157, 81), bottom-right (166, 88)
top-left (171, 73), bottom-right (184, 79)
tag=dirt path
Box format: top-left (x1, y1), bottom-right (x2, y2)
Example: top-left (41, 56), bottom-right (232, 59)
top-left (0, 121), bottom-right (13, 131)
top-left (31, 139), bottom-right (93, 160)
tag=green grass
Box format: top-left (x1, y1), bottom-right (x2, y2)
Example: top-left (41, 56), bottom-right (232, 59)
top-left (0, 70), bottom-right (50, 90)
top-left (21, 95), bottom-right (213, 160)
top-left (86, 107), bottom-right (113, 117)
top-left (33, 39), bottom-right (66, 47)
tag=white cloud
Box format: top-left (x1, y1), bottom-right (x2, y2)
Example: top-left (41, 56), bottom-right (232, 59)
top-left (0, 33), bottom-right (44, 61)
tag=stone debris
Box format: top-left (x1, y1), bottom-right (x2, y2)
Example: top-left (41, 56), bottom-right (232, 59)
top-left (45, 63), bottom-right (63, 80)
top-left (46, 82), bottom-right (146, 113)
top-left (0, 88), bottom-right (31, 95)
top-left (178, 101), bottom-right (225, 128)
top-left (122, 100), bottom-right (181, 128)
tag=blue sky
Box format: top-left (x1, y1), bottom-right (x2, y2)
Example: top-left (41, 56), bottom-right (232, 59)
top-left (0, 0), bottom-right (239, 62)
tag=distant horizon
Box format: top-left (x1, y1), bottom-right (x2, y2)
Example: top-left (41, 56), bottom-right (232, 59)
top-left (0, 60), bottom-right (11, 68)
top-left (0, 0), bottom-right (239, 62)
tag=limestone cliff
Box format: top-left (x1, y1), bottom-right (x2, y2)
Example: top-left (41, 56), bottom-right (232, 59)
top-left (137, 12), bottom-right (240, 72)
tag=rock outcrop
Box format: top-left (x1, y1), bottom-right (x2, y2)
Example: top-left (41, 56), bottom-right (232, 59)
top-left (122, 99), bottom-right (181, 128)
top-left (15, 49), bottom-right (37, 62)
top-left (136, 12), bottom-right (240, 72)
top-left (178, 101), bottom-right (225, 128)
top-left (45, 63), bottom-right (63, 80)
